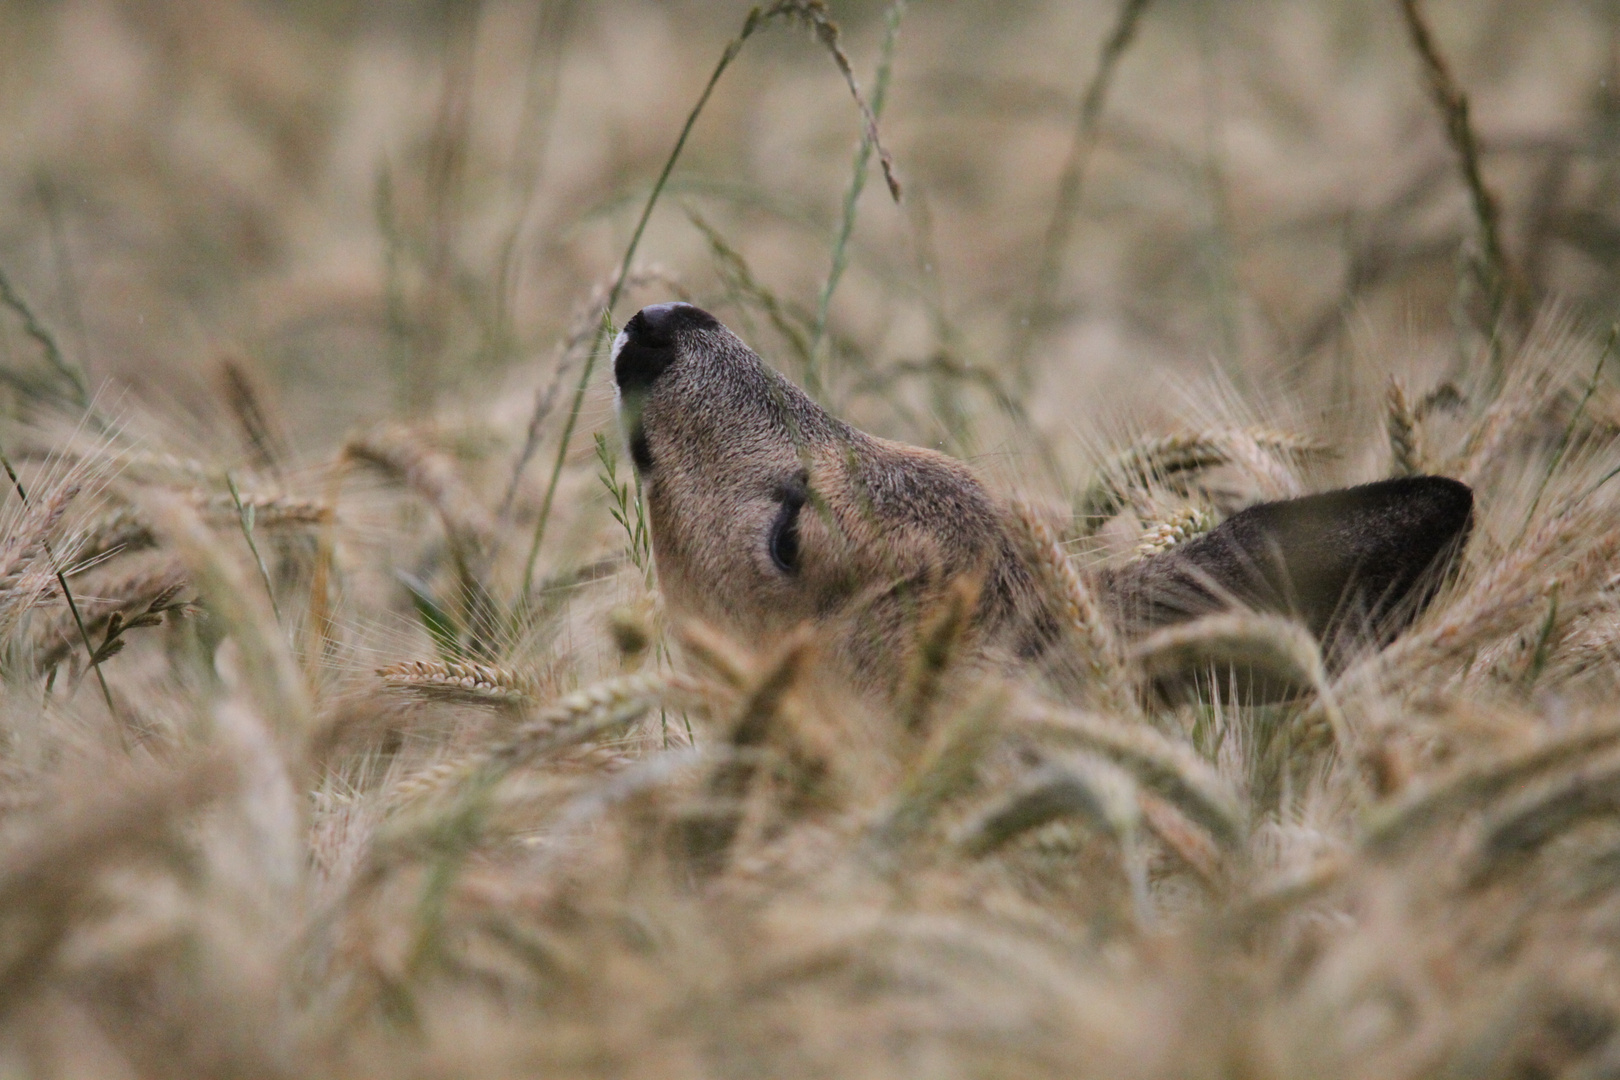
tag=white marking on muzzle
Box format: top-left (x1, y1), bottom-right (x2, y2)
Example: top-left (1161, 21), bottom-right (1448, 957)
top-left (610, 326), bottom-right (630, 412)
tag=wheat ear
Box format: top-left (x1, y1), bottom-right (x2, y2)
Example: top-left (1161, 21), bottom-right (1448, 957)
top-left (1011, 695), bottom-right (1246, 849)
top-left (388, 670), bottom-right (718, 806)
top-left (1010, 499), bottom-right (1133, 712)
top-left (199, 494), bottom-right (331, 529)
top-left (1362, 719), bottom-right (1620, 858)
top-left (343, 427), bottom-right (495, 554)
top-left (377, 659), bottom-right (543, 707)
top-left (896, 574), bottom-right (981, 734)
top-left (1133, 504), bottom-right (1216, 558)
top-left (1077, 428), bottom-right (1327, 528)
top-left (1386, 377), bottom-right (1424, 476)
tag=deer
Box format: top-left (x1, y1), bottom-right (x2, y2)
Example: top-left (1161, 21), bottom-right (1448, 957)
top-left (611, 301), bottom-right (1472, 700)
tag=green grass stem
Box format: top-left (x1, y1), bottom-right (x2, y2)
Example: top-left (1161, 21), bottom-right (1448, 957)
top-left (808, 0), bottom-right (908, 397)
top-left (520, 0), bottom-right (897, 600)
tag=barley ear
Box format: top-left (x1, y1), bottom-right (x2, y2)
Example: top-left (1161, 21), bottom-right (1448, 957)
top-left (1010, 499), bottom-right (1133, 712)
top-left (1013, 697), bottom-right (1247, 850)
top-left (896, 573), bottom-right (980, 735)
top-left (1463, 756), bottom-right (1620, 888)
top-left (678, 630), bottom-right (817, 873)
top-left (1133, 504), bottom-right (1216, 558)
top-left (219, 356), bottom-right (288, 472)
top-left (1076, 428), bottom-right (1325, 530)
top-left (140, 491), bottom-right (312, 760)
top-left (1133, 611), bottom-right (1357, 795)
top-left (1387, 377), bottom-right (1424, 476)
top-left (377, 659), bottom-right (542, 708)
top-left (674, 618), bottom-right (755, 692)
top-left (389, 670), bottom-right (717, 807)
top-left (867, 683), bottom-right (1006, 856)
top-left (956, 752), bottom-right (1138, 859)
top-left (1363, 720), bottom-right (1620, 858)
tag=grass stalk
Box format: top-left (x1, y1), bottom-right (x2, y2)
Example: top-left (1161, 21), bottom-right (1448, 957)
top-left (226, 472), bottom-right (283, 627)
top-left (0, 262), bottom-right (87, 408)
top-left (520, 0), bottom-right (897, 599)
top-left (1010, 0), bottom-right (1153, 380)
top-left (499, 266), bottom-right (685, 526)
top-left (808, 0), bottom-right (908, 394)
top-left (1396, 0), bottom-right (1526, 368)
top-left (0, 441), bottom-right (114, 720)
top-left (687, 208), bottom-right (815, 375)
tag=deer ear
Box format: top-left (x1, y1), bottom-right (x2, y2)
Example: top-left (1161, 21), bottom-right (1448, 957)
top-left (1113, 476), bottom-right (1473, 657)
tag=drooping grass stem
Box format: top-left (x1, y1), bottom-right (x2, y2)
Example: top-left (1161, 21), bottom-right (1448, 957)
top-left (808, 0), bottom-right (908, 397)
top-left (1396, 0), bottom-right (1527, 383)
top-left (0, 262), bottom-right (88, 409)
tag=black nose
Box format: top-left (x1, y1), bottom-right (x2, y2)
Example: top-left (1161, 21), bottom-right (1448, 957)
top-left (613, 302), bottom-right (721, 392)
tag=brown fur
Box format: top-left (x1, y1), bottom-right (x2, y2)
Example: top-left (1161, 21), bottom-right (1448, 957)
top-left (614, 303), bottom-right (1473, 694)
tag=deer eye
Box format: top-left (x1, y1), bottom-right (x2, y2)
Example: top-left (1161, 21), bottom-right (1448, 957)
top-left (768, 485), bottom-right (806, 575)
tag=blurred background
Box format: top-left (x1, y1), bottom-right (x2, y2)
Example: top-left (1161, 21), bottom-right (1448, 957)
top-left (0, 0), bottom-right (1616, 488)
top-left (6, 8), bottom-right (1620, 1075)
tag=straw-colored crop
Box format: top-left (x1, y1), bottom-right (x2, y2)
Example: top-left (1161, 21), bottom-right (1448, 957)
top-left (1010, 498), bottom-right (1133, 712)
top-left (1075, 428), bottom-right (1326, 529)
top-left (1133, 504), bottom-right (1216, 557)
top-left (0, 2), bottom-right (1618, 1077)
top-left (377, 658), bottom-right (543, 707)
